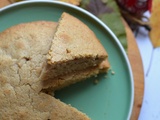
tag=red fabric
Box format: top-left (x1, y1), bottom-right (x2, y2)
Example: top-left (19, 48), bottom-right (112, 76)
top-left (126, 0), bottom-right (137, 7)
top-left (117, 0), bottom-right (152, 15)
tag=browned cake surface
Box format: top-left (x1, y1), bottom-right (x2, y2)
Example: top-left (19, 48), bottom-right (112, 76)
top-left (48, 12), bottom-right (108, 63)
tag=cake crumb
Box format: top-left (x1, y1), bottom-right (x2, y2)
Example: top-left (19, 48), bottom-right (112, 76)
top-left (93, 79), bottom-right (99, 84)
top-left (111, 71), bottom-right (115, 75)
top-left (104, 75), bottom-right (108, 78)
top-left (66, 49), bottom-right (71, 53)
top-left (68, 104), bottom-right (72, 107)
top-left (94, 74), bottom-right (98, 77)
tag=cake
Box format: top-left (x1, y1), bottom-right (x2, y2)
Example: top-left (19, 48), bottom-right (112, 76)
top-left (0, 21), bottom-right (90, 120)
top-left (0, 12), bottom-right (110, 120)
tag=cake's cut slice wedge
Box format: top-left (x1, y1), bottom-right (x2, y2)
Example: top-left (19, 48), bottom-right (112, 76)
top-left (45, 12), bottom-right (109, 85)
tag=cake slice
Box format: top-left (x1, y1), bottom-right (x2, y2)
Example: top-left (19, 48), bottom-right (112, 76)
top-left (43, 12), bottom-right (109, 89)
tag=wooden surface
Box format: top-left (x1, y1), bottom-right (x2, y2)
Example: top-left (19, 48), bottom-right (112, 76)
top-left (0, 1), bottom-right (144, 120)
top-left (0, 0), bottom-right (10, 8)
top-left (123, 20), bottom-right (144, 120)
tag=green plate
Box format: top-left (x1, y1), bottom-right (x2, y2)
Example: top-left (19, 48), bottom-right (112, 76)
top-left (0, 1), bottom-right (134, 120)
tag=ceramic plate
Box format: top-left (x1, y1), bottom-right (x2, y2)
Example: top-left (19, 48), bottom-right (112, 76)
top-left (0, 1), bottom-right (134, 120)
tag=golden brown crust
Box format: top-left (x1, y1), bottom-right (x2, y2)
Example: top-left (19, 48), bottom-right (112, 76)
top-left (48, 12), bottom-right (108, 63)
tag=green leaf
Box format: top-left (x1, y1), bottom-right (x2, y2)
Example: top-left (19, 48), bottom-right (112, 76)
top-left (80, 0), bottom-right (128, 51)
top-left (102, 0), bottom-right (108, 3)
top-left (100, 12), bottom-right (127, 50)
top-left (85, 0), bottom-right (114, 17)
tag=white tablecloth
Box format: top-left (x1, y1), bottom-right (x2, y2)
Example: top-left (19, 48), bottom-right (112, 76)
top-left (136, 11), bottom-right (160, 120)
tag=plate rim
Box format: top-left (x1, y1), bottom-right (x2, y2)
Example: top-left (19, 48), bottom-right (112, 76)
top-left (0, 1), bottom-right (134, 120)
